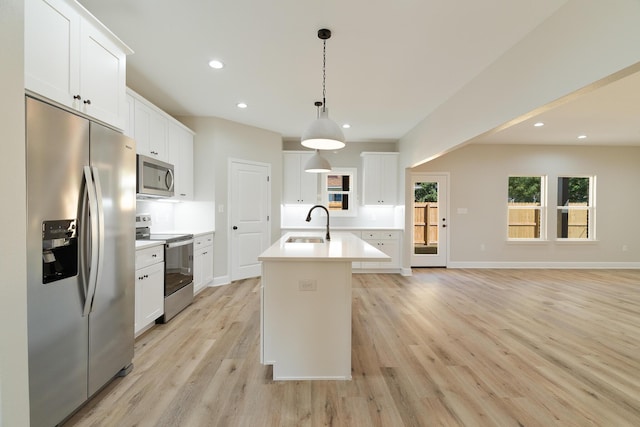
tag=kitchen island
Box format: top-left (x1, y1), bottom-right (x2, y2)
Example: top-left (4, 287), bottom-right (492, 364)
top-left (258, 231), bottom-right (389, 380)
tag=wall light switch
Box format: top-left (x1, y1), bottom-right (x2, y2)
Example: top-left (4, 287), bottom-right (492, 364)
top-left (299, 279), bottom-right (317, 291)
top-left (218, 204), bottom-right (224, 213)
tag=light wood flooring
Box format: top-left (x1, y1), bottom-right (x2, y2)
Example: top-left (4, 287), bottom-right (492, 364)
top-left (65, 269), bottom-right (640, 426)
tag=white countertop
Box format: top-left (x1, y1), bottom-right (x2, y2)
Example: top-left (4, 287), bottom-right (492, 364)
top-left (258, 232), bottom-right (391, 262)
top-left (135, 240), bottom-right (164, 250)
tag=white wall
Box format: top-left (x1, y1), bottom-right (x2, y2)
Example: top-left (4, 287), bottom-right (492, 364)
top-left (178, 116), bottom-right (283, 284)
top-left (410, 144), bottom-right (640, 267)
top-left (398, 0), bottom-right (640, 171)
top-left (0, 0), bottom-right (30, 424)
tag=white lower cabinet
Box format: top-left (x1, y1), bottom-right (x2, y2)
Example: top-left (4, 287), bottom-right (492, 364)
top-left (193, 233), bottom-right (214, 293)
top-left (360, 230), bottom-right (401, 270)
top-left (135, 244), bottom-right (164, 335)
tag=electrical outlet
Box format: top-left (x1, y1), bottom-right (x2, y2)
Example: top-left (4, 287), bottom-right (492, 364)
top-left (622, 245), bottom-right (628, 252)
top-left (299, 279), bottom-right (317, 291)
top-left (480, 244), bottom-right (486, 251)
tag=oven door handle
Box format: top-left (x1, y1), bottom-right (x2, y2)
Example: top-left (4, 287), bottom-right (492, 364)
top-left (166, 239), bottom-right (194, 249)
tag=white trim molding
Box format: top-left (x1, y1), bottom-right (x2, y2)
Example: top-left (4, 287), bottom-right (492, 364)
top-left (447, 261), bottom-right (640, 269)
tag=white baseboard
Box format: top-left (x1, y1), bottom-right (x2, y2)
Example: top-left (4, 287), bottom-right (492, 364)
top-left (212, 275), bottom-right (231, 286)
top-left (353, 268), bottom-right (402, 274)
top-left (400, 268), bottom-right (412, 276)
top-left (446, 261), bottom-right (640, 269)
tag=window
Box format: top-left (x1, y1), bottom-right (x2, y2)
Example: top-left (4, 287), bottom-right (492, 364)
top-left (322, 168), bottom-right (356, 216)
top-left (507, 176), bottom-right (546, 239)
top-left (557, 176), bottom-right (595, 239)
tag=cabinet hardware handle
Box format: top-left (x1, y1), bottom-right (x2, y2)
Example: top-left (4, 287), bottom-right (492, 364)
top-left (83, 99), bottom-right (91, 105)
top-left (232, 226), bottom-right (238, 230)
top-left (73, 94), bottom-right (82, 100)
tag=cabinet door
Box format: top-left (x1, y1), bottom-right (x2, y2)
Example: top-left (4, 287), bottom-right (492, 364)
top-left (135, 262), bottom-right (164, 334)
top-left (193, 251), bottom-right (204, 292)
top-left (168, 122), bottom-right (194, 200)
top-left (378, 240), bottom-right (400, 269)
top-left (134, 100), bottom-right (168, 160)
top-left (379, 155), bottom-right (398, 205)
top-left (362, 155), bottom-right (382, 205)
top-left (25, 0), bottom-right (81, 109)
top-left (361, 153), bottom-right (398, 205)
top-left (79, 19), bottom-right (127, 129)
top-left (283, 152), bottom-right (317, 204)
top-left (123, 93), bottom-right (135, 138)
top-left (202, 248), bottom-right (214, 287)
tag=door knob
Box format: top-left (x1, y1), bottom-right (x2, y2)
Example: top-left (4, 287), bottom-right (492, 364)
top-left (232, 226), bottom-right (238, 230)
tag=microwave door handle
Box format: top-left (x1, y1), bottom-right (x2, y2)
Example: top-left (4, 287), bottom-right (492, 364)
top-left (166, 168), bottom-right (174, 191)
top-left (82, 166), bottom-right (100, 317)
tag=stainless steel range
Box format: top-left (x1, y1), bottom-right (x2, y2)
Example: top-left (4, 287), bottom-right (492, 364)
top-left (136, 215), bottom-right (194, 322)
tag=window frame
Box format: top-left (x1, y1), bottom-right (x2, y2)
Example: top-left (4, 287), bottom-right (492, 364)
top-left (556, 175), bottom-right (596, 241)
top-left (321, 167), bottom-right (358, 217)
top-left (507, 175), bottom-right (547, 241)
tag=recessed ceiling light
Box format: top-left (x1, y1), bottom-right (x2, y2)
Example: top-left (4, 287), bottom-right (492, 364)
top-left (208, 59), bottom-right (224, 69)
top-left (342, 123), bottom-right (351, 129)
top-left (578, 135), bottom-right (587, 139)
top-left (534, 122), bottom-right (544, 127)
top-left (237, 102), bottom-right (247, 109)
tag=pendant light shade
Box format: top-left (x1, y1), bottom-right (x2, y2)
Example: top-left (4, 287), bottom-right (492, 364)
top-left (304, 150), bottom-right (332, 173)
top-left (301, 28), bottom-right (345, 151)
top-left (301, 110), bottom-right (345, 150)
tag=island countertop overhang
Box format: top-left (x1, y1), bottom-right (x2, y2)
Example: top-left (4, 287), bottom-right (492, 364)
top-left (258, 232), bottom-right (391, 262)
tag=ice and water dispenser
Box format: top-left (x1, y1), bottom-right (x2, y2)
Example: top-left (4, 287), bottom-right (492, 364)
top-left (42, 219), bottom-right (78, 283)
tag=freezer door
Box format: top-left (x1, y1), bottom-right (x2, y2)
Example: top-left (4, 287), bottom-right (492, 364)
top-left (26, 96), bottom-right (90, 427)
top-left (87, 121), bottom-right (136, 396)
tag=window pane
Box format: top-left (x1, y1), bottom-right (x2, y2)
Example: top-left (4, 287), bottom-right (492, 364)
top-left (508, 176), bottom-right (542, 239)
top-left (508, 208), bottom-right (541, 238)
top-left (557, 209), bottom-right (589, 238)
top-left (508, 176), bottom-right (541, 204)
top-left (414, 181), bottom-right (439, 255)
top-left (557, 177), bottom-right (589, 205)
top-left (557, 177), bottom-right (591, 239)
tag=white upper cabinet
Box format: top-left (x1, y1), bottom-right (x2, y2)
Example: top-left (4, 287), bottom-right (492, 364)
top-left (25, 0), bottom-right (131, 129)
top-left (133, 97), bottom-right (168, 161)
top-left (283, 152), bottom-right (318, 204)
top-left (128, 88), bottom-right (195, 199)
top-left (168, 121), bottom-right (194, 200)
top-left (361, 152), bottom-right (399, 205)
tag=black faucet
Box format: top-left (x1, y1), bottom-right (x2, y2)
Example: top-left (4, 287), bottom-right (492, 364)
top-left (305, 205), bottom-right (330, 241)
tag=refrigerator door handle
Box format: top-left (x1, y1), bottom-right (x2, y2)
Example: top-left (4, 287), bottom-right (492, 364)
top-left (82, 166), bottom-right (100, 317)
top-left (92, 165), bottom-right (105, 306)
top-left (80, 172), bottom-right (90, 301)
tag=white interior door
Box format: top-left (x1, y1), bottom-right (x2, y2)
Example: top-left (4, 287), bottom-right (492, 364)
top-left (411, 173), bottom-right (448, 267)
top-left (230, 160), bottom-right (271, 280)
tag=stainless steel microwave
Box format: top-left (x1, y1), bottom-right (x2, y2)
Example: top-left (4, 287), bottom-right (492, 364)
top-left (136, 154), bottom-right (174, 198)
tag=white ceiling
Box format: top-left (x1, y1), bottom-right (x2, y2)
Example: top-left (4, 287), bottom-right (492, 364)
top-left (77, 0), bottom-right (638, 146)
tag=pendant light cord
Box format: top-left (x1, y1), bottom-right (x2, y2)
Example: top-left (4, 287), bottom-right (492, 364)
top-left (322, 39), bottom-right (327, 112)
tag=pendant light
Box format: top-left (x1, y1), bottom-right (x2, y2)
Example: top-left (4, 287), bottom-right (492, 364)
top-left (301, 28), bottom-right (345, 150)
top-left (304, 150), bottom-right (332, 173)
top-left (305, 102), bottom-right (332, 173)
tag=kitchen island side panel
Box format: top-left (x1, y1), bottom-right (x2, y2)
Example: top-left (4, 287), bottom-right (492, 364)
top-left (262, 261), bottom-right (352, 380)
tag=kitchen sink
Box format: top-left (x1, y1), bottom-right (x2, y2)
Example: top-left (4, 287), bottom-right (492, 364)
top-left (285, 236), bottom-right (325, 243)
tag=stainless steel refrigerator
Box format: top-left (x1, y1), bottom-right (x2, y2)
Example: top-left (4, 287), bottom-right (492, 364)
top-left (26, 96), bottom-right (136, 427)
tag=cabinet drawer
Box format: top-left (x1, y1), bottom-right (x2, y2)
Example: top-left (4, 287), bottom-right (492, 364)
top-left (361, 230), bottom-right (399, 240)
top-left (135, 244), bottom-right (164, 269)
top-left (194, 233), bottom-right (214, 248)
